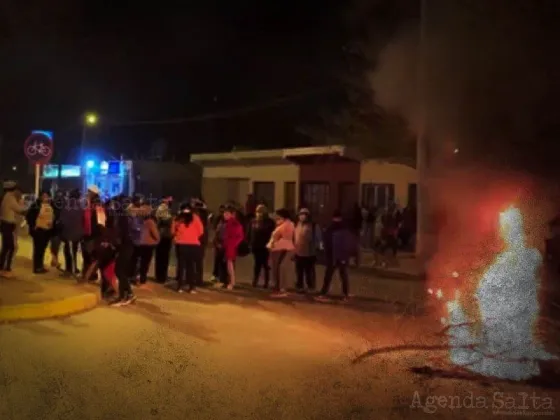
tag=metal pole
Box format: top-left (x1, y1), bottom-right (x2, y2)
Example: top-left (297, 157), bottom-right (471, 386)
top-left (34, 164), bottom-right (40, 197)
top-left (416, 0), bottom-right (428, 259)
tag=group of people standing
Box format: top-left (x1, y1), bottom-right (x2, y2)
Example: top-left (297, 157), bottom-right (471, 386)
top-left (211, 204), bottom-right (356, 301)
top-left (1, 180), bottom-right (358, 305)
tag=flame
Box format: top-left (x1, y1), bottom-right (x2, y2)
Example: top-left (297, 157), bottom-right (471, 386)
top-left (443, 206), bottom-right (557, 380)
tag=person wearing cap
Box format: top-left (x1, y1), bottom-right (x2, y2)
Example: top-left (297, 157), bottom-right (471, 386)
top-left (172, 205), bottom-right (204, 293)
top-left (315, 209), bottom-right (355, 302)
top-left (0, 181), bottom-right (26, 277)
top-left (247, 204), bottom-right (275, 288)
top-left (294, 207), bottom-right (322, 292)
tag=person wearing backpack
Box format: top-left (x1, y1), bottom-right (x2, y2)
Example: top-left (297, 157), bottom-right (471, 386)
top-left (155, 197), bottom-right (173, 283)
top-left (294, 208), bottom-right (322, 293)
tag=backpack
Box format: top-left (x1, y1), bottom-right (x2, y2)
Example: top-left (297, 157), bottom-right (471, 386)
top-left (129, 215), bottom-right (143, 245)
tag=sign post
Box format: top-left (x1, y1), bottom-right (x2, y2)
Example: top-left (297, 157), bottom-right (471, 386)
top-left (24, 131), bottom-right (53, 197)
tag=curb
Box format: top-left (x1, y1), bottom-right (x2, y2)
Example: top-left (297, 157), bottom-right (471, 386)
top-left (0, 292), bottom-right (99, 323)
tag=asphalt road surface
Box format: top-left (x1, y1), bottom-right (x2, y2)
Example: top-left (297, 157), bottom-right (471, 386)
top-left (2, 281), bottom-right (560, 420)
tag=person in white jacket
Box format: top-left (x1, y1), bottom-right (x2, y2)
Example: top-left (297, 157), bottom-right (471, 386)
top-left (0, 181), bottom-right (27, 277)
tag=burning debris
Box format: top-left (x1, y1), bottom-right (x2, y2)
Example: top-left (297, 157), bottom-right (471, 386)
top-left (436, 206), bottom-right (557, 380)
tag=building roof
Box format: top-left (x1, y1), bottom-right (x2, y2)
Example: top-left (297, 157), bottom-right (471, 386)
top-left (190, 145), bottom-right (361, 164)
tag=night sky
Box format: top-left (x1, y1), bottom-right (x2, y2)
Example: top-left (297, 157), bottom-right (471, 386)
top-left (0, 0), bottom-right (352, 167)
top-left (1, 0), bottom-right (559, 178)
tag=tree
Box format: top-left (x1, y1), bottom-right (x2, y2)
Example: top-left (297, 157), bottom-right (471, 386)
top-left (298, 0), bottom-right (417, 160)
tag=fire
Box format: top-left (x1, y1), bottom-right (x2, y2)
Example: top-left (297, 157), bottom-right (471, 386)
top-left (435, 205), bottom-right (557, 380)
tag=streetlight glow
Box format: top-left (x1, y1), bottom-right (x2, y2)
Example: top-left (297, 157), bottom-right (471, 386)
top-left (12, 166), bottom-right (17, 171)
top-left (85, 113), bottom-right (98, 126)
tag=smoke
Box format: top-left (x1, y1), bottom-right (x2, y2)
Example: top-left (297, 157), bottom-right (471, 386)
top-left (370, 0), bottom-right (558, 171)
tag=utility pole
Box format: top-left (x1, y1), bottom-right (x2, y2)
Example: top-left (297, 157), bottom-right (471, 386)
top-left (416, 0), bottom-right (429, 261)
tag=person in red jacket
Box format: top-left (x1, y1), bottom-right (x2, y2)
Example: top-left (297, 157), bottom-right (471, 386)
top-left (222, 205), bottom-right (244, 290)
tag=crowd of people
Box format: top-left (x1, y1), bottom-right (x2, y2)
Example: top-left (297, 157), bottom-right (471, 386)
top-left (1, 181), bottom-right (415, 306)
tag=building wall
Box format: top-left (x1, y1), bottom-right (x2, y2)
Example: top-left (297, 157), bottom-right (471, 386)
top-left (299, 160), bottom-right (361, 224)
top-left (359, 160), bottom-right (418, 207)
top-left (200, 163), bottom-right (299, 211)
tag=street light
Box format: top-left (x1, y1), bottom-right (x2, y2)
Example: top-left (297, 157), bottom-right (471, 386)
top-left (81, 112), bottom-right (99, 167)
top-left (85, 113), bottom-right (98, 126)
top-left (12, 166), bottom-right (16, 171)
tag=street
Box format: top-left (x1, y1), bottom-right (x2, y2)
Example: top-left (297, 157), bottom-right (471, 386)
top-left (1, 273), bottom-right (560, 419)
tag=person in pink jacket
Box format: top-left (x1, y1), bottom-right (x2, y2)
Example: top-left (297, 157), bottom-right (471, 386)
top-left (222, 205), bottom-right (244, 290)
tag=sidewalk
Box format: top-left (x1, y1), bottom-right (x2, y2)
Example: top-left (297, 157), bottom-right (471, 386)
top-left (0, 239), bottom-right (98, 323)
top-left (358, 248), bottom-right (424, 280)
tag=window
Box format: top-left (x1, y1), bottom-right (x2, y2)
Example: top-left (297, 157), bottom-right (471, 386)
top-left (301, 183), bottom-right (330, 219)
top-left (253, 182), bottom-right (275, 210)
top-left (361, 183), bottom-right (395, 209)
top-left (284, 182), bottom-right (296, 212)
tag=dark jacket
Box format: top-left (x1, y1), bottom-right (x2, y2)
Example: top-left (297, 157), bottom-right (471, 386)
top-left (248, 216), bottom-right (275, 250)
top-left (195, 207), bottom-right (209, 245)
top-left (60, 199), bottom-right (85, 242)
top-left (323, 220), bottom-right (356, 263)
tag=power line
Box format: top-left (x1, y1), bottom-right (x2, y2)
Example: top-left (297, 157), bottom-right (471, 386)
top-left (109, 87), bottom-right (336, 127)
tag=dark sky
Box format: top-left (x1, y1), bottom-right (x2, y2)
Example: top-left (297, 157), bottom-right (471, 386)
top-left (0, 0), bottom-right (349, 164)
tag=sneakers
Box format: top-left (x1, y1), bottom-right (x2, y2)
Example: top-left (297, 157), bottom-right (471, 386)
top-left (188, 289), bottom-right (197, 295)
top-left (270, 290), bottom-right (288, 298)
top-left (109, 294), bottom-right (137, 307)
top-left (0, 270), bottom-right (14, 278)
top-left (314, 294), bottom-right (330, 302)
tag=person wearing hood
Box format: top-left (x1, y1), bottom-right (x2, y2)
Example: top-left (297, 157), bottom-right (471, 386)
top-left (60, 188), bottom-right (84, 276)
top-left (0, 181), bottom-right (26, 277)
top-left (155, 196), bottom-right (173, 283)
top-left (294, 208), bottom-right (322, 293)
top-left (247, 204), bottom-right (275, 288)
top-left (315, 210), bottom-right (355, 302)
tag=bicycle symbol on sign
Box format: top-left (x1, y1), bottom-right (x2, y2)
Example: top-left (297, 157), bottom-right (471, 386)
top-left (26, 141), bottom-right (52, 157)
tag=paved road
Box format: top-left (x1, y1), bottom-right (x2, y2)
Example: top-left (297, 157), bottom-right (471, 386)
top-left (1, 282), bottom-right (559, 420)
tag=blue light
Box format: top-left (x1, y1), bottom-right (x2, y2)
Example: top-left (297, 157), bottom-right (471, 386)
top-left (100, 161), bottom-right (109, 171)
top-left (86, 160), bottom-right (95, 169)
top-left (31, 130), bottom-right (54, 140)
